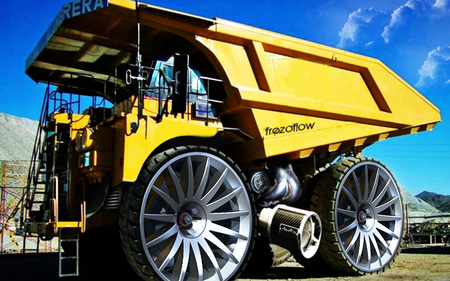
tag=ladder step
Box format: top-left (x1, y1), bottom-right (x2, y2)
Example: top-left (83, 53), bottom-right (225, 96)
top-left (60, 273), bottom-right (78, 278)
top-left (36, 181), bottom-right (49, 185)
top-left (60, 238), bottom-right (78, 242)
top-left (33, 194), bottom-right (49, 197)
top-left (33, 191), bottom-right (47, 195)
top-left (61, 256), bottom-right (77, 260)
top-left (22, 234), bottom-right (41, 264)
top-left (59, 231), bottom-right (80, 277)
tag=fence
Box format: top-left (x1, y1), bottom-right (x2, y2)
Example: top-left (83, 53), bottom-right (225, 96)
top-left (0, 161), bottom-right (57, 254)
top-left (405, 204), bottom-right (450, 246)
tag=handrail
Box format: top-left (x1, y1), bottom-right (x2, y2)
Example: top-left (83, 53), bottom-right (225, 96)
top-left (80, 202), bottom-right (86, 233)
top-left (198, 76), bottom-right (223, 126)
top-left (22, 84), bottom-right (51, 226)
top-left (77, 178), bottom-right (86, 233)
top-left (51, 176), bottom-right (59, 225)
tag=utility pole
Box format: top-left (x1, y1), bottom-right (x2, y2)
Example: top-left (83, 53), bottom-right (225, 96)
top-left (406, 203), bottom-right (410, 235)
top-left (1, 164), bottom-right (7, 253)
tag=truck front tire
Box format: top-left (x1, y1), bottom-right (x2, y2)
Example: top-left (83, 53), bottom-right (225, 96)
top-left (120, 146), bottom-right (255, 281)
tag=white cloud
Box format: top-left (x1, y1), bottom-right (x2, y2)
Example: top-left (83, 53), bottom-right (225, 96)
top-left (382, 0), bottom-right (450, 43)
top-left (416, 46), bottom-right (450, 87)
top-left (337, 8), bottom-right (385, 48)
top-left (434, 0), bottom-right (450, 9)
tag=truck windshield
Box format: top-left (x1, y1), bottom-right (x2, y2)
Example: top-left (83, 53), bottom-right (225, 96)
top-left (146, 57), bottom-right (207, 100)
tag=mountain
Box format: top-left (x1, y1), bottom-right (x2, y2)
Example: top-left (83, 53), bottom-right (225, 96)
top-left (416, 191), bottom-right (450, 213)
top-left (0, 113), bottom-right (38, 161)
top-left (400, 186), bottom-right (442, 216)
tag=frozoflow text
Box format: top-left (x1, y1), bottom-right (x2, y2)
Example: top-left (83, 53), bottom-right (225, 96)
top-left (264, 122), bottom-right (315, 136)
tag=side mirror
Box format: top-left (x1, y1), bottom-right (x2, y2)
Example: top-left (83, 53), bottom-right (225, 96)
top-left (171, 54), bottom-right (189, 116)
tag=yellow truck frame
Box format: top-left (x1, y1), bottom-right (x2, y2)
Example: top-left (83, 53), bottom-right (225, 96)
top-left (23, 0), bottom-right (440, 280)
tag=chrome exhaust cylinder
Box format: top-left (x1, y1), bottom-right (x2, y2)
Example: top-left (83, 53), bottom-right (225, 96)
top-left (259, 204), bottom-right (322, 259)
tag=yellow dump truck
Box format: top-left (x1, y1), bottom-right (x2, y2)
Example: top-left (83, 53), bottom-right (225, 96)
top-left (23, 0), bottom-right (440, 280)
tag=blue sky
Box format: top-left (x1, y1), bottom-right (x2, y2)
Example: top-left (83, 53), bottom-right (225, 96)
top-left (0, 0), bottom-right (449, 196)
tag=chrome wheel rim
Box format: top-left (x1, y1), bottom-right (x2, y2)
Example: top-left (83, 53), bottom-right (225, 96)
top-left (140, 152), bottom-right (253, 281)
top-left (335, 161), bottom-right (403, 272)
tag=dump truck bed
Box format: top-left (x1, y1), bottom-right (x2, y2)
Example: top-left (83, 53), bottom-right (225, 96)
top-left (26, 0), bottom-right (441, 163)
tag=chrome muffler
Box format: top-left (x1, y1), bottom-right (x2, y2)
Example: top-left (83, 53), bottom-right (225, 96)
top-left (259, 204), bottom-right (322, 259)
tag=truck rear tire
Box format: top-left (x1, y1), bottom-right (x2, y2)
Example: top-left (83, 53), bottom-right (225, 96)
top-left (310, 157), bottom-right (404, 275)
top-left (119, 146), bottom-right (256, 281)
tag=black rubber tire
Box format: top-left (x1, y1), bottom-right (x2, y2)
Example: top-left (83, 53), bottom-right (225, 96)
top-left (244, 239), bottom-right (292, 272)
top-left (309, 157), bottom-right (405, 275)
top-left (291, 165), bottom-right (333, 271)
top-left (119, 146), bottom-right (256, 281)
top-left (244, 240), bottom-right (275, 271)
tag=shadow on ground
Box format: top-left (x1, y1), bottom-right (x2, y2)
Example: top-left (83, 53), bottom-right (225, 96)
top-left (0, 252), bottom-right (141, 281)
top-left (1, 244), bottom-right (449, 281)
top-left (402, 244), bottom-right (450, 255)
top-left (0, 252), bottom-right (341, 281)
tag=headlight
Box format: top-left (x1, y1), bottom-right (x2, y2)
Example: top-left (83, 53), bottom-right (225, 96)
top-left (76, 127), bottom-right (94, 152)
top-left (82, 127), bottom-right (94, 149)
top-left (79, 151), bottom-right (91, 168)
top-left (79, 151), bottom-right (98, 168)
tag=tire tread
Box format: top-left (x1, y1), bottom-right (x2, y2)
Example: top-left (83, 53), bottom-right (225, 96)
top-left (309, 157), bottom-right (404, 276)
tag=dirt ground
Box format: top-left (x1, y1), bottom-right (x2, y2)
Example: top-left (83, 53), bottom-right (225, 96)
top-left (238, 244), bottom-right (450, 281)
top-left (0, 244), bottom-right (449, 280)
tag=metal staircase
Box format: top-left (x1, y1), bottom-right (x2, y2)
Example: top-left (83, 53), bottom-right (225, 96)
top-left (21, 82), bottom-right (87, 277)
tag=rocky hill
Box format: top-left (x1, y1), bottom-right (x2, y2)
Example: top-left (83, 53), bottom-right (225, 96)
top-left (0, 113), bottom-right (38, 161)
top-left (416, 191), bottom-right (450, 213)
top-left (400, 186), bottom-right (441, 217)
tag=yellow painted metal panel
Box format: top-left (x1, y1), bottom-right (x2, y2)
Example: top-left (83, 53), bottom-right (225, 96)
top-left (121, 117), bottom-right (218, 182)
top-left (118, 99), bottom-right (220, 183)
top-left (369, 66), bottom-right (440, 124)
top-left (52, 113), bottom-right (90, 139)
top-left (199, 38), bottom-right (259, 90)
top-left (56, 221), bottom-right (82, 228)
top-left (250, 109), bottom-right (399, 158)
top-left (267, 52), bottom-right (379, 111)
